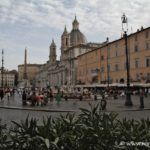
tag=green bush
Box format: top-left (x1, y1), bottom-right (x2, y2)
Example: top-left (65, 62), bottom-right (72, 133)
top-left (0, 103), bottom-right (150, 150)
top-left (0, 119), bottom-right (10, 150)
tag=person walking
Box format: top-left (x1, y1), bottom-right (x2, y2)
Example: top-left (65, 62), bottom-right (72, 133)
top-left (0, 88), bottom-right (4, 101)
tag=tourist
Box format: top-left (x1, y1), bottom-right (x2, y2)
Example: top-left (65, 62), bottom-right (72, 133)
top-left (0, 88), bottom-right (4, 101)
top-left (49, 88), bottom-right (54, 102)
top-left (22, 90), bottom-right (27, 105)
top-left (56, 89), bottom-right (61, 104)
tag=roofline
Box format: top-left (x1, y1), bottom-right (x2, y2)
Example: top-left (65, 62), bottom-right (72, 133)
top-left (106, 26), bottom-right (150, 46)
top-left (78, 26), bottom-right (150, 58)
top-left (65, 43), bottom-right (100, 51)
top-left (18, 64), bottom-right (43, 67)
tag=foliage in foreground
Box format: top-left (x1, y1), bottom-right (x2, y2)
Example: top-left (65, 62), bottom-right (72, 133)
top-left (0, 103), bottom-right (150, 150)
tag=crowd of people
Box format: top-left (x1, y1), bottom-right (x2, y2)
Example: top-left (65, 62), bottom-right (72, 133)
top-left (0, 88), bottom-right (15, 101)
top-left (19, 86), bottom-right (149, 105)
top-left (0, 86), bottom-right (149, 107)
top-left (21, 88), bottom-right (57, 106)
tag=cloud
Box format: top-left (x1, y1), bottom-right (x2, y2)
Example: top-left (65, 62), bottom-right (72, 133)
top-left (0, 0), bottom-right (150, 70)
top-left (0, 0), bottom-right (149, 31)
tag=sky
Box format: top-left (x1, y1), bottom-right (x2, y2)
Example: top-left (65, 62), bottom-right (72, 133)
top-left (0, 0), bottom-right (150, 70)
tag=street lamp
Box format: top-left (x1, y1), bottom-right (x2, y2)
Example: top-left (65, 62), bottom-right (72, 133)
top-left (106, 37), bottom-right (110, 87)
top-left (1, 49), bottom-right (4, 88)
top-left (121, 13), bottom-right (133, 106)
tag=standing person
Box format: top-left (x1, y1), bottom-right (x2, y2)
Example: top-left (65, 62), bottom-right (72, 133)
top-left (0, 88), bottom-right (4, 101)
top-left (11, 88), bottom-right (15, 100)
top-left (49, 88), bottom-right (54, 102)
top-left (6, 88), bottom-right (11, 101)
top-left (36, 93), bottom-right (41, 106)
top-left (43, 92), bottom-right (48, 105)
top-left (94, 94), bottom-right (97, 101)
top-left (56, 89), bottom-right (61, 104)
top-left (31, 91), bottom-right (36, 106)
top-left (22, 90), bottom-right (27, 105)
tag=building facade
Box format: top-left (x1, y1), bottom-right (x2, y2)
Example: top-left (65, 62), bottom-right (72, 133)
top-left (0, 70), bottom-right (16, 87)
top-left (77, 27), bottom-right (150, 85)
top-left (35, 16), bottom-right (104, 88)
top-left (18, 64), bottom-right (42, 87)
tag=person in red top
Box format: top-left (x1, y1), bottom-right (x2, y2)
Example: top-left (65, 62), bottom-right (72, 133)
top-left (36, 93), bottom-right (41, 106)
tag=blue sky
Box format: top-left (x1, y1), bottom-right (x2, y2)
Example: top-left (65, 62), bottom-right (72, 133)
top-left (0, 0), bottom-right (150, 70)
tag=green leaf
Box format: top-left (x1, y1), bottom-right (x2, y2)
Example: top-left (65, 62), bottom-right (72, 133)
top-left (45, 138), bottom-right (50, 148)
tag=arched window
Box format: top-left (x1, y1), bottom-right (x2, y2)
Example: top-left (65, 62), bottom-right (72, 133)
top-left (66, 38), bottom-right (68, 46)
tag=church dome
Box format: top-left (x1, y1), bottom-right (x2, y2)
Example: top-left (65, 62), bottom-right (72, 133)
top-left (70, 16), bottom-right (87, 46)
top-left (70, 29), bottom-right (87, 46)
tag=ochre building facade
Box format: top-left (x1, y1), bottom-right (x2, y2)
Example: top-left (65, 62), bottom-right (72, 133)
top-left (77, 27), bottom-right (150, 85)
top-left (18, 64), bottom-right (42, 86)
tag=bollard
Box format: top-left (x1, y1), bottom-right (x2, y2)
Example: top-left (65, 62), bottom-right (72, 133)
top-left (140, 95), bottom-right (144, 109)
top-left (64, 95), bottom-right (68, 101)
top-left (94, 94), bottom-right (97, 101)
top-left (79, 95), bottom-right (82, 101)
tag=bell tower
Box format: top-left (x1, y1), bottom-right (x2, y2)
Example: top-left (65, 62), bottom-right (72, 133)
top-left (61, 26), bottom-right (70, 60)
top-left (49, 39), bottom-right (56, 64)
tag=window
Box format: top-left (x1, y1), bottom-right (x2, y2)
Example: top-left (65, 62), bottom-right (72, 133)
top-left (135, 35), bottom-right (138, 41)
top-left (146, 42), bottom-right (149, 49)
top-left (134, 45), bottom-right (138, 52)
top-left (136, 74), bottom-right (139, 80)
top-left (135, 59), bottom-right (139, 68)
top-left (146, 57), bottom-right (150, 67)
top-left (147, 73), bottom-right (150, 80)
top-left (66, 38), bottom-right (68, 46)
top-left (101, 55), bottom-right (104, 60)
top-left (115, 42), bottom-right (118, 48)
top-left (101, 67), bottom-right (104, 72)
top-left (115, 64), bottom-right (119, 71)
top-left (145, 31), bottom-right (149, 39)
top-left (115, 50), bottom-right (118, 57)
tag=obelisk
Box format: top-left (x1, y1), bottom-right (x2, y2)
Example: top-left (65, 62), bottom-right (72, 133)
top-left (23, 48), bottom-right (27, 80)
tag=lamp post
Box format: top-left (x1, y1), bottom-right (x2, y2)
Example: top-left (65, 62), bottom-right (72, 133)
top-left (1, 49), bottom-right (4, 88)
top-left (106, 37), bottom-right (110, 87)
top-left (121, 13), bottom-right (133, 106)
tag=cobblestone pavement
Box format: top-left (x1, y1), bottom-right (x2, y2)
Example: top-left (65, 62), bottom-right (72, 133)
top-left (0, 93), bottom-right (150, 126)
